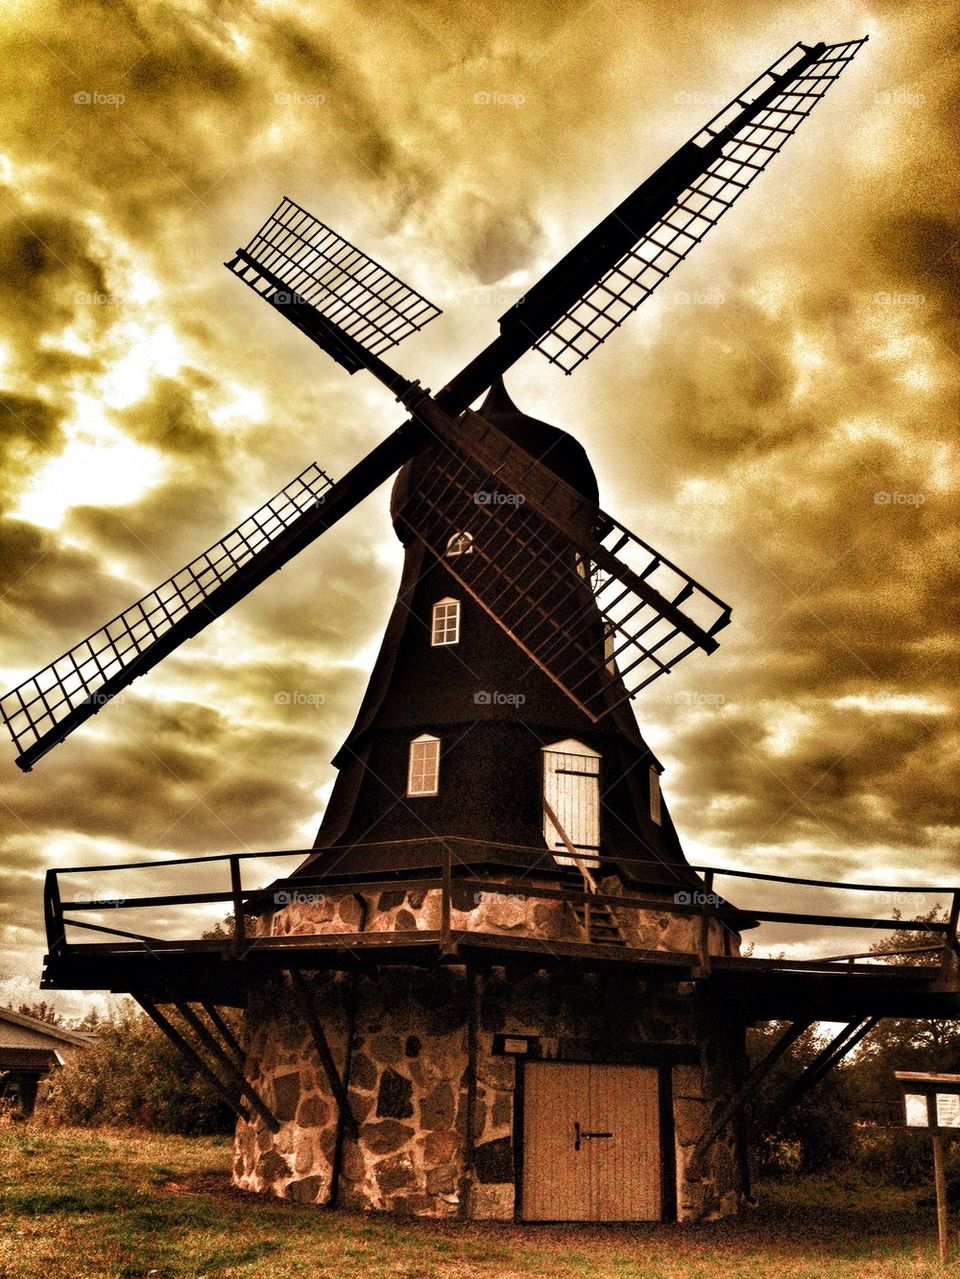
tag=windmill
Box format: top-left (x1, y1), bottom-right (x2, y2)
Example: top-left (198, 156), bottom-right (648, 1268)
top-left (10, 39), bottom-right (879, 1224)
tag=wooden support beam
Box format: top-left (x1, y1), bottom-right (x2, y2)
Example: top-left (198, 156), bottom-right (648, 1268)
top-left (201, 1003), bottom-right (245, 1066)
top-left (230, 856), bottom-right (246, 959)
top-left (135, 995), bottom-right (243, 1122)
top-left (689, 1018), bottom-right (813, 1173)
top-left (769, 1016), bottom-right (880, 1124)
top-left (696, 870), bottom-right (715, 976)
top-left (173, 1001), bottom-right (279, 1133)
top-left (290, 969), bottom-right (358, 1139)
top-left (440, 842), bottom-right (453, 955)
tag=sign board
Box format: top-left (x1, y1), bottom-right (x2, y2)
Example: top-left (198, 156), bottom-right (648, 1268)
top-left (895, 1072), bottom-right (960, 1134)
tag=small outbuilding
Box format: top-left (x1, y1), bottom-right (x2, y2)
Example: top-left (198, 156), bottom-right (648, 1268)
top-left (0, 1006), bottom-right (91, 1115)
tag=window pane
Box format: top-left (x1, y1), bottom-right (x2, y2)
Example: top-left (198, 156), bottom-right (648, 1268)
top-left (408, 736), bottom-right (440, 795)
top-left (431, 599), bottom-right (460, 646)
top-left (649, 766), bottom-right (661, 825)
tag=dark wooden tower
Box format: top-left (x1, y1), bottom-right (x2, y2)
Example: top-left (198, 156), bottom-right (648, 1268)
top-left (311, 378), bottom-right (686, 888)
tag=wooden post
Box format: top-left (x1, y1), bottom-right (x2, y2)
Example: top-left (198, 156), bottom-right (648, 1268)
top-left (933, 1132), bottom-right (949, 1262)
top-left (441, 841), bottom-right (453, 953)
top-left (941, 890), bottom-right (960, 981)
top-left (230, 856), bottom-right (245, 958)
top-left (697, 870), bottom-right (715, 975)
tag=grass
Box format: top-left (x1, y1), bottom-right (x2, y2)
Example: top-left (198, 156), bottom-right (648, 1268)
top-left (0, 1126), bottom-right (953, 1278)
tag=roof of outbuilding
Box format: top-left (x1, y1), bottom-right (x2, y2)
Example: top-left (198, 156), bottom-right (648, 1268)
top-left (0, 1006), bottom-right (93, 1048)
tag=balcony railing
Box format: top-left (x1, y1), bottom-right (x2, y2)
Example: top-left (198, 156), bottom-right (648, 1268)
top-left (40, 837), bottom-right (960, 985)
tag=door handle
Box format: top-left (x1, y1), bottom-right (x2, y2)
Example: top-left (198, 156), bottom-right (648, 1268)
top-left (574, 1121), bottom-right (614, 1151)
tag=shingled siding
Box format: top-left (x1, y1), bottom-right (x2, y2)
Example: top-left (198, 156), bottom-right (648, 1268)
top-left (234, 892), bottom-right (743, 1221)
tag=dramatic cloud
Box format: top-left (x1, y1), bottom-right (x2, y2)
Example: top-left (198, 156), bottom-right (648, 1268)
top-left (0, 0), bottom-right (956, 1005)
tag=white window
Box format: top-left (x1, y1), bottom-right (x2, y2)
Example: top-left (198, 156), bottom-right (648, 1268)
top-left (407, 734), bottom-right (440, 796)
top-left (431, 598), bottom-right (460, 646)
top-left (649, 766), bottom-right (661, 825)
top-left (603, 621), bottom-right (617, 675)
top-left (446, 531), bottom-right (474, 557)
top-left (542, 739), bottom-right (601, 868)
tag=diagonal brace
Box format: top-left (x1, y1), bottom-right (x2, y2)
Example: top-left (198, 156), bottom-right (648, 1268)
top-left (689, 1018), bottom-right (814, 1172)
top-left (290, 969), bottom-right (359, 1140)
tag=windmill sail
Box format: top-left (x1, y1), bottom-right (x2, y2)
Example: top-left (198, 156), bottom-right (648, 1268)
top-left (226, 199), bottom-right (442, 380)
top-left (399, 401), bottom-right (731, 719)
top-left (2, 35), bottom-right (866, 767)
top-left (0, 424), bottom-right (422, 772)
top-left (504, 38), bottom-right (867, 373)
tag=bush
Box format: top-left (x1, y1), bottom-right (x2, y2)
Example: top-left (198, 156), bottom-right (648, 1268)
top-left (42, 1004), bottom-right (235, 1134)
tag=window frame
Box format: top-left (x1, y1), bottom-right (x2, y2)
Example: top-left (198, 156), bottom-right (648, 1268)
top-left (431, 597), bottom-right (461, 647)
top-left (407, 733), bottom-right (441, 797)
top-left (445, 531), bottom-right (474, 557)
top-left (649, 765), bottom-right (662, 825)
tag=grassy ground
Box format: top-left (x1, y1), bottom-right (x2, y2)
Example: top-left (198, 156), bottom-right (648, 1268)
top-left (0, 1126), bottom-right (952, 1279)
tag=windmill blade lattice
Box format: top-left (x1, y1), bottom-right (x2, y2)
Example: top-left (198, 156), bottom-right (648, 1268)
top-left (521, 38), bottom-right (866, 373)
top-left (226, 198), bottom-right (442, 362)
top-left (397, 407), bottom-right (730, 720)
top-left (1, 463), bottom-right (334, 769)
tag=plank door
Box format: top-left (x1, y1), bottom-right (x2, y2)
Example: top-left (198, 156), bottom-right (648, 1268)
top-left (522, 1061), bottom-right (661, 1222)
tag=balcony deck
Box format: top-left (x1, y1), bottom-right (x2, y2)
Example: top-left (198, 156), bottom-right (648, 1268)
top-left (39, 837), bottom-right (960, 1021)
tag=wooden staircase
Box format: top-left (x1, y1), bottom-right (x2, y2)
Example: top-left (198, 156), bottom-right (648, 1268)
top-left (570, 900), bottom-right (627, 947)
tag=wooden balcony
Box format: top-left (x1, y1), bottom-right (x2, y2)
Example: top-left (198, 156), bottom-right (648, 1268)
top-left (39, 837), bottom-right (960, 1022)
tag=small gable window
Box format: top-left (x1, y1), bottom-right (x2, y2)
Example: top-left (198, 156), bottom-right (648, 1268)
top-left (649, 766), bottom-right (662, 825)
top-left (446, 531), bottom-right (474, 557)
top-left (431, 598), bottom-right (460, 646)
top-left (408, 734), bottom-right (440, 797)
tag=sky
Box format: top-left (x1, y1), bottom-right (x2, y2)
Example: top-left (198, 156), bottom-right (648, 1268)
top-left (0, 0), bottom-right (956, 1015)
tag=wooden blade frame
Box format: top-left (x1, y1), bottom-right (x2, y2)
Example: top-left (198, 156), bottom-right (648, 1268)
top-left (1, 428), bottom-right (422, 771)
top-left (226, 197), bottom-right (442, 364)
top-left (2, 35), bottom-right (865, 767)
top-left (402, 399), bottom-right (731, 720)
top-left (506, 38), bottom-right (867, 372)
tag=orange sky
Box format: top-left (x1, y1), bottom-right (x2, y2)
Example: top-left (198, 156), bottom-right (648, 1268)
top-left (0, 0), bottom-right (956, 1013)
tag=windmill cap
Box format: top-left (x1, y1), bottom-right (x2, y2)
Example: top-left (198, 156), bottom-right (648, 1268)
top-left (390, 378), bottom-right (599, 539)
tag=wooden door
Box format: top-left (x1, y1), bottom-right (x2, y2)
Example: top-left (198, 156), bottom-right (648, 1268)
top-left (522, 1061), bottom-right (662, 1221)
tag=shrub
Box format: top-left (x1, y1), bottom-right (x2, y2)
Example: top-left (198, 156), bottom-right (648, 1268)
top-left (42, 1004), bottom-right (234, 1134)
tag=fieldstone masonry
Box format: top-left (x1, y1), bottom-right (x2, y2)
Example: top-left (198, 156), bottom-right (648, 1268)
top-left (234, 881), bottom-right (743, 1221)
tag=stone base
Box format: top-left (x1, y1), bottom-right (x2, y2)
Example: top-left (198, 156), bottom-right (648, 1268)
top-left (234, 956), bottom-right (744, 1222)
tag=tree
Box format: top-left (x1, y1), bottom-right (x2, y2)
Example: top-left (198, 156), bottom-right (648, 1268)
top-left (747, 1019), bottom-right (857, 1175)
top-left (16, 1001), bottom-right (61, 1026)
top-left (42, 1001), bottom-right (235, 1134)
